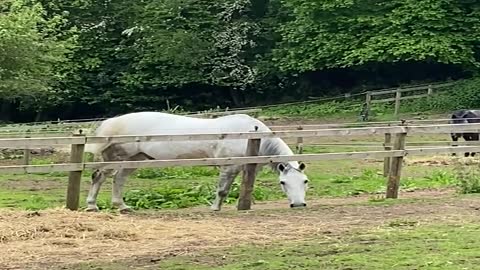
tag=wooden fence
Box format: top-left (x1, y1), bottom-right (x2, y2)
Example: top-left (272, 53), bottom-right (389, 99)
top-left (0, 122), bottom-right (480, 211)
top-left (365, 82), bottom-right (455, 117)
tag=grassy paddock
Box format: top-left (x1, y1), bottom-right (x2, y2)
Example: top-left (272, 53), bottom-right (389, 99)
top-left (0, 132), bottom-right (474, 211)
top-left (1, 115), bottom-right (480, 269)
top-left (138, 223), bottom-right (480, 270)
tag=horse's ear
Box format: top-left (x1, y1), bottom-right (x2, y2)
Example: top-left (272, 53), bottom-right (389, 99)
top-left (277, 163), bottom-right (286, 173)
top-left (299, 162), bottom-right (306, 171)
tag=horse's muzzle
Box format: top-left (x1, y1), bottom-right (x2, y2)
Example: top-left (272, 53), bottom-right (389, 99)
top-left (290, 203), bottom-right (307, 208)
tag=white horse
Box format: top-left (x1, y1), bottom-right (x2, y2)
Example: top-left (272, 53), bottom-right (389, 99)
top-left (84, 111), bottom-right (309, 212)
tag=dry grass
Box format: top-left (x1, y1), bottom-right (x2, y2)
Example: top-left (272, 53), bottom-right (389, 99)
top-left (404, 155), bottom-right (480, 166)
top-left (0, 189), bottom-right (479, 270)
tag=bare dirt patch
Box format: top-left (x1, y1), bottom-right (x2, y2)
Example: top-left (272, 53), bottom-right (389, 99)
top-left (0, 189), bottom-right (479, 270)
top-left (0, 179), bottom-right (65, 191)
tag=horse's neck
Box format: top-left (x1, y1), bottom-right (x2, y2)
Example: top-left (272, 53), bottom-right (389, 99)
top-left (260, 138), bottom-right (298, 169)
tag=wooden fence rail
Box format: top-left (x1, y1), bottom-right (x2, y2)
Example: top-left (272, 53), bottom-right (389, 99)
top-left (365, 82), bottom-right (454, 117)
top-left (0, 122), bottom-right (479, 148)
top-left (0, 122), bottom-right (479, 211)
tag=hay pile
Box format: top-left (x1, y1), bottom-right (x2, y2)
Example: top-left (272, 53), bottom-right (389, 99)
top-left (0, 207), bottom-right (330, 269)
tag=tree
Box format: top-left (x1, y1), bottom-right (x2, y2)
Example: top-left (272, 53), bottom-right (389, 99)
top-left (274, 0), bottom-right (480, 72)
top-left (0, 0), bottom-right (76, 111)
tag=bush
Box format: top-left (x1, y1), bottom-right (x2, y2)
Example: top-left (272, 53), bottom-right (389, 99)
top-left (453, 159), bottom-right (480, 194)
top-left (402, 77), bottom-right (480, 113)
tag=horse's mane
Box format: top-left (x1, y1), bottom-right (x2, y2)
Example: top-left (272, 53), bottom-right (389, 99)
top-left (260, 137), bottom-right (297, 171)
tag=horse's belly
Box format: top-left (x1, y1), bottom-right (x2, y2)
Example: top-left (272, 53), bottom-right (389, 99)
top-left (139, 141), bottom-right (216, 159)
top-left (138, 140), bottom-right (247, 160)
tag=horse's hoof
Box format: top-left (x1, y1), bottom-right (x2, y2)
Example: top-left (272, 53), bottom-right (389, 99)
top-left (210, 205), bottom-right (221, 211)
top-left (85, 207), bottom-right (99, 212)
top-left (119, 207), bottom-right (133, 214)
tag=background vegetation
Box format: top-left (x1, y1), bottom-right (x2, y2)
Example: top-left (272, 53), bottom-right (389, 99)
top-left (1, 0), bottom-right (480, 122)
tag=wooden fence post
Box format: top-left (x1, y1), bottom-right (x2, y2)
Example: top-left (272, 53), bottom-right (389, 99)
top-left (66, 131), bottom-right (86, 211)
top-left (23, 132), bottom-right (31, 166)
top-left (383, 132), bottom-right (392, 177)
top-left (237, 126), bottom-right (261, 211)
top-left (296, 126), bottom-right (304, 154)
top-left (386, 130), bottom-right (407, 199)
top-left (365, 91), bottom-right (372, 111)
top-left (394, 89), bottom-right (402, 117)
top-left (427, 84), bottom-right (433, 96)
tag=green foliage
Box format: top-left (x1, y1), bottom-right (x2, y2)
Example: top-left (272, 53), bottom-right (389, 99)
top-left (0, 0), bottom-right (76, 108)
top-left (401, 78), bottom-right (480, 113)
top-left (1, 0), bottom-right (480, 120)
top-left (453, 159), bottom-right (480, 194)
top-left (274, 0), bottom-right (480, 72)
top-left (123, 181), bottom-right (272, 210)
top-left (134, 167), bottom-right (219, 179)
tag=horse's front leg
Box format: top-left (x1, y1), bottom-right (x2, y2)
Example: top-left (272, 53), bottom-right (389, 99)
top-left (211, 165), bottom-right (241, 211)
top-left (451, 134), bottom-right (459, 156)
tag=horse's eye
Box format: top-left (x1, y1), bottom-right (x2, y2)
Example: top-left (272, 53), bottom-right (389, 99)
top-left (304, 180), bottom-right (309, 184)
top-left (280, 181), bottom-right (285, 185)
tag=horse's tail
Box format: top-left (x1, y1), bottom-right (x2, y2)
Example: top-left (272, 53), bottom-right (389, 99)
top-left (84, 119), bottom-right (113, 155)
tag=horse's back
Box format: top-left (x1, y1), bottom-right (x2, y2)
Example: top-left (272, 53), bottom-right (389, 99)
top-left (93, 111), bottom-right (270, 136)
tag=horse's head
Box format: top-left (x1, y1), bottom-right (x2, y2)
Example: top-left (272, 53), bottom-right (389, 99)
top-left (276, 162), bottom-right (308, 208)
top-left (450, 110), bottom-right (469, 124)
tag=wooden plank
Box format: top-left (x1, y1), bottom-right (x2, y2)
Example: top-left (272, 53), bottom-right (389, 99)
top-left (237, 137), bottom-right (261, 210)
top-left (66, 134), bottom-right (86, 211)
top-left (370, 82), bottom-right (455, 96)
top-left (371, 94), bottom-right (429, 104)
top-left (1, 145), bottom-right (480, 174)
top-left (383, 133), bottom-right (392, 177)
top-left (0, 136), bottom-right (85, 148)
top-left (1, 123), bottom-right (480, 148)
top-left (386, 132), bottom-right (407, 198)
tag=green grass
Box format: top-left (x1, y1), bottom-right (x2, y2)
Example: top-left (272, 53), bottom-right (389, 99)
top-left (0, 153), bottom-right (467, 211)
top-left (68, 222), bottom-right (480, 270)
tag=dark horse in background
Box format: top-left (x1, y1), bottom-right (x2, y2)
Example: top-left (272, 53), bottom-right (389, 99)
top-left (450, 109), bottom-right (480, 157)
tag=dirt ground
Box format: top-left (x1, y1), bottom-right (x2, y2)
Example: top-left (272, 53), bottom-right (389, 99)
top-left (0, 188), bottom-right (479, 270)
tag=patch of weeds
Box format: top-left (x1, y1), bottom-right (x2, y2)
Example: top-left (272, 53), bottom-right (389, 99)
top-left (134, 166), bottom-right (219, 179)
top-left (424, 170), bottom-right (456, 186)
top-left (23, 195), bottom-right (51, 210)
top-left (123, 181), bottom-right (274, 210)
top-left (453, 160), bottom-right (480, 194)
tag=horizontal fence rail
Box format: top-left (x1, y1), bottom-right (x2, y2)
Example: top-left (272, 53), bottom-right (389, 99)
top-left (0, 145), bottom-right (479, 174)
top-left (0, 123), bottom-right (479, 148)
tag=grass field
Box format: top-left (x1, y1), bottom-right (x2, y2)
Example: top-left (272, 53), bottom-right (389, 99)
top-left (0, 116), bottom-right (480, 269)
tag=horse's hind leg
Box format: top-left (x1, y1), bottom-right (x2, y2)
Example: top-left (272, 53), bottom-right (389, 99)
top-left (469, 134), bottom-right (479, 157)
top-left (211, 165), bottom-right (242, 211)
top-left (86, 169), bottom-right (114, 212)
top-left (112, 168), bottom-right (136, 213)
top-left (464, 134), bottom-right (474, 157)
top-left (111, 152), bottom-right (153, 213)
